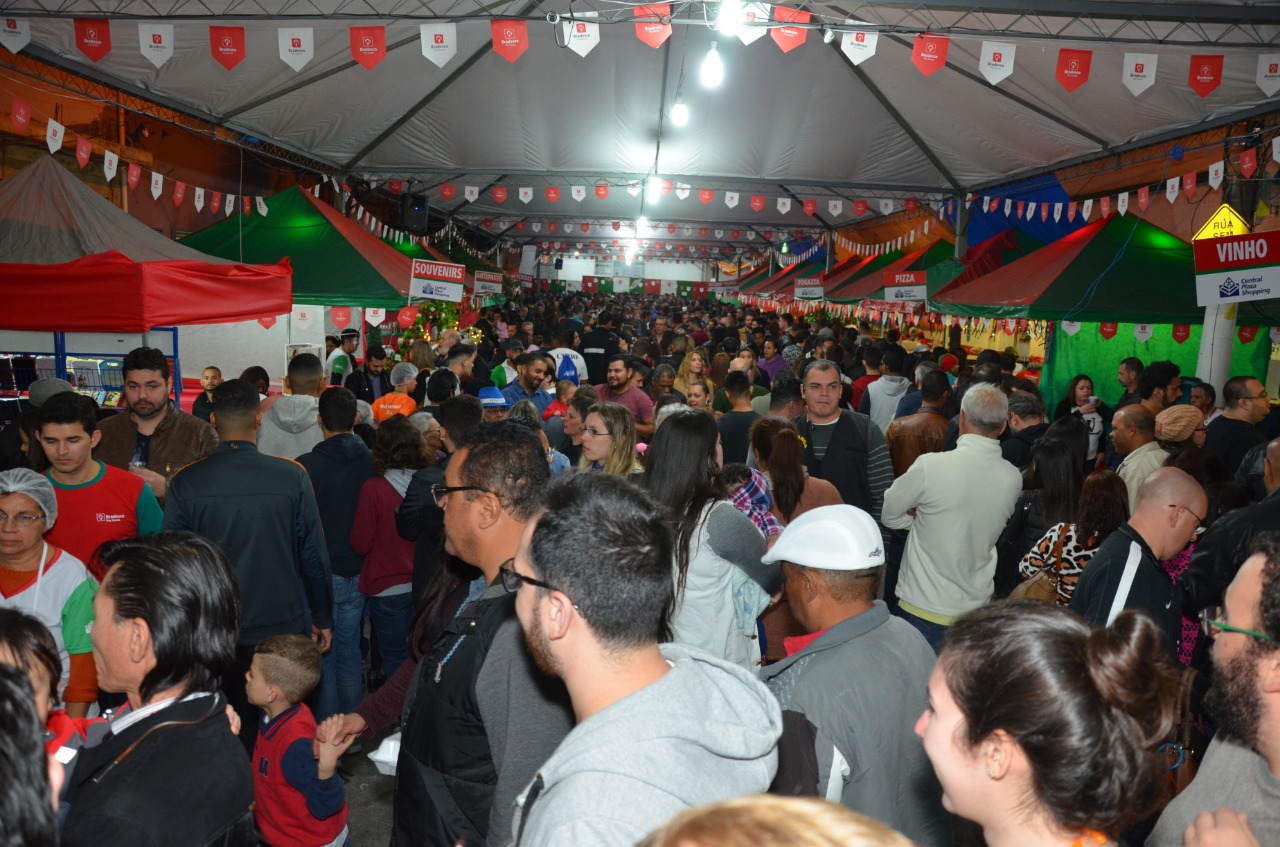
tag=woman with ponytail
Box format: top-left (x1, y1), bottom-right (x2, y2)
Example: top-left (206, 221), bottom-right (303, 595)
top-left (915, 602), bottom-right (1180, 847)
top-left (748, 417), bottom-right (841, 526)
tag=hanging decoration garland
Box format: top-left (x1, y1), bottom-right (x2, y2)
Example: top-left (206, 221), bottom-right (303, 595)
top-left (395, 299), bottom-right (460, 364)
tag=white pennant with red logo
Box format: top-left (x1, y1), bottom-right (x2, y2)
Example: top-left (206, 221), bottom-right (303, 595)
top-left (75, 19), bottom-right (112, 62)
top-left (491, 20), bottom-right (529, 62)
top-left (350, 26), bottom-right (386, 70)
top-left (770, 6), bottom-right (809, 53)
top-left (1257, 54), bottom-right (1280, 97)
top-left (627, 181), bottom-right (642, 196)
top-left (1166, 177), bottom-right (1179, 203)
top-left (464, 186), bottom-right (479, 202)
top-left (1117, 192), bottom-right (1128, 216)
top-left (840, 25), bottom-right (876, 65)
top-left (1082, 199), bottom-right (1093, 219)
top-left (979, 41), bottom-right (1015, 85)
top-left (45, 119), bottom-right (64, 154)
top-left (879, 199), bottom-right (894, 215)
top-left (828, 200), bottom-right (843, 217)
top-left (737, 4), bottom-right (771, 45)
top-left (1053, 202), bottom-right (1062, 222)
top-left (138, 23), bottom-right (174, 69)
top-left (675, 183), bottom-right (690, 200)
top-left (562, 13), bottom-right (600, 57)
top-left (0, 17), bottom-right (31, 54)
top-left (150, 171), bottom-right (164, 200)
top-left (194, 187), bottom-right (205, 211)
top-left (1208, 161), bottom-right (1224, 189)
top-left (633, 5), bottom-right (671, 49)
top-left (1188, 55), bottom-right (1223, 98)
top-left (210, 26), bottom-right (245, 70)
top-left (777, 197), bottom-right (791, 214)
top-left (1122, 53), bottom-right (1157, 96)
top-left (103, 150), bottom-right (118, 182)
top-left (518, 187), bottom-right (533, 204)
top-left (420, 23), bottom-right (457, 68)
top-left (725, 192), bottom-right (739, 209)
top-left (279, 28), bottom-right (314, 72)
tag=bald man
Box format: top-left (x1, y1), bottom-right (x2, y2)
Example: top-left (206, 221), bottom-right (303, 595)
top-left (1070, 467), bottom-right (1207, 661)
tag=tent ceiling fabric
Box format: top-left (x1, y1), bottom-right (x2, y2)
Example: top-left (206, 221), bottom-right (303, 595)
top-left (6, 1), bottom-right (1279, 232)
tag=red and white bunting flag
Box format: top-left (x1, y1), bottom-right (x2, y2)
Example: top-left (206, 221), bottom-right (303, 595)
top-left (1122, 53), bottom-right (1157, 96)
top-left (103, 150), bottom-right (118, 182)
top-left (661, 180), bottom-right (673, 196)
top-left (1188, 55), bottom-right (1223, 98)
top-left (491, 20), bottom-right (529, 62)
top-left (1137, 185), bottom-right (1150, 210)
top-left (75, 136), bottom-right (92, 169)
top-left (699, 188), bottom-right (714, 204)
top-left (210, 26), bottom-right (246, 70)
top-left (545, 186), bottom-right (560, 203)
top-left (1003, 198), bottom-right (1012, 216)
top-left (562, 13), bottom-right (600, 57)
top-left (803, 199), bottom-right (817, 216)
top-left (979, 41), bottom-right (1015, 85)
top-left (580, 222), bottom-right (590, 233)
top-left (1040, 203), bottom-right (1049, 222)
top-left (1016, 200), bottom-right (1025, 218)
top-left (384, 179), bottom-right (401, 195)
top-left (1025, 201), bottom-right (1035, 220)
top-left (595, 184), bottom-right (610, 200)
top-left (770, 6), bottom-right (809, 53)
top-left (279, 27), bottom-right (315, 72)
top-left (138, 23), bottom-right (174, 69)
top-left (1116, 192), bottom-right (1128, 216)
top-left (750, 195), bottom-right (765, 212)
top-left (1172, 324), bottom-right (1191, 344)
top-left (518, 187), bottom-right (533, 203)
top-left (438, 183), bottom-right (454, 200)
top-left (258, 316), bottom-right (277, 330)
top-left (777, 197), bottom-right (791, 214)
top-left (905, 198), bottom-right (919, 212)
top-left (1240, 148), bottom-right (1258, 179)
top-left (1067, 201), bottom-right (1077, 221)
top-left (194, 187), bottom-right (205, 211)
top-left (493, 186), bottom-right (508, 204)
top-left (627, 181), bottom-right (642, 196)
top-left (45, 119), bottom-right (64, 154)
top-left (74, 19), bottom-right (112, 62)
top-left (127, 162), bottom-right (141, 190)
top-left (912, 34), bottom-right (949, 77)
top-left (570, 185), bottom-right (586, 202)
top-left (1133, 323), bottom-right (1153, 343)
top-left (0, 17), bottom-right (31, 54)
top-left (839, 26), bottom-right (876, 65)
top-left (10, 96), bottom-right (30, 132)
top-left (172, 180), bottom-right (186, 208)
top-left (1098, 322), bottom-right (1118, 340)
top-left (464, 185), bottom-right (479, 202)
top-left (987, 196), bottom-right (998, 213)
top-left (725, 192), bottom-right (739, 209)
top-left (225, 194), bottom-right (235, 216)
top-left (634, 4), bottom-right (671, 49)
top-left (1208, 161), bottom-right (1224, 190)
top-left (667, 223), bottom-right (677, 235)
top-left (1056, 48), bottom-right (1092, 92)
top-left (1100, 196), bottom-right (1111, 217)
top-left (1239, 326), bottom-right (1260, 344)
top-left (854, 199), bottom-right (867, 216)
top-left (548, 222), bottom-right (558, 232)
top-left (350, 26), bottom-right (386, 70)
top-left (1166, 177), bottom-right (1179, 203)
top-left (1257, 54), bottom-right (1280, 97)
top-left (1183, 172), bottom-right (1197, 198)
top-left (150, 171), bottom-right (164, 200)
top-left (699, 227), bottom-right (709, 237)
top-left (738, 4), bottom-right (771, 45)
top-left (1082, 199), bottom-right (1094, 219)
top-left (881, 199), bottom-right (895, 215)
top-left (420, 23), bottom-right (457, 68)
top-left (828, 199), bottom-right (843, 217)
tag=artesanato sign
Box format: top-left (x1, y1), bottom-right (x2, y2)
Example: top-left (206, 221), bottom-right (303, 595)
top-left (1194, 231), bottom-right (1280, 307)
top-left (795, 278), bottom-right (824, 300)
top-left (473, 270), bottom-right (504, 295)
top-left (411, 259), bottom-right (466, 302)
top-left (883, 270), bottom-right (927, 301)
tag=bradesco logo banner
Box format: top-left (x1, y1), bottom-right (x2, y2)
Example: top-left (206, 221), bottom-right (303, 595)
top-left (1194, 231), bottom-right (1280, 307)
top-left (883, 270), bottom-right (927, 301)
top-left (794, 279), bottom-right (824, 300)
top-left (473, 270), bottom-right (504, 295)
top-left (410, 259), bottom-right (466, 302)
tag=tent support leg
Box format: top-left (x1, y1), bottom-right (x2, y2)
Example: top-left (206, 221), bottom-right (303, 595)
top-left (1195, 304), bottom-right (1237, 397)
top-left (953, 195), bottom-right (969, 259)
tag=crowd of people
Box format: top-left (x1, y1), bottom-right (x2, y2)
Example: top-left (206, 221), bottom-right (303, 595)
top-left (0, 291), bottom-right (1277, 847)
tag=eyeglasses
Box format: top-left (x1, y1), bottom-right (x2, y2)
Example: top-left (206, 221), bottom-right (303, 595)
top-left (0, 511), bottom-right (44, 527)
top-left (1169, 504), bottom-right (1206, 537)
top-left (431, 484), bottom-right (488, 506)
top-left (582, 426), bottom-right (611, 438)
top-left (1199, 606), bottom-right (1278, 643)
top-left (1250, 392), bottom-right (1270, 400)
top-left (498, 559), bottom-right (561, 594)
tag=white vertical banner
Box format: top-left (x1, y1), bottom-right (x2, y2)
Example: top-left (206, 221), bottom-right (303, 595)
top-left (138, 23), bottom-right (174, 68)
top-left (828, 199), bottom-right (842, 216)
top-left (570, 185), bottom-right (586, 202)
top-left (737, 4), bottom-right (771, 45)
top-left (1208, 161), bottom-right (1224, 189)
top-left (519, 187), bottom-right (533, 203)
top-left (255, 196), bottom-right (269, 216)
top-left (978, 40), bottom-right (1015, 85)
top-left (194, 187), bottom-right (205, 211)
top-left (562, 13), bottom-right (600, 57)
top-left (103, 150), bottom-right (119, 182)
top-left (278, 27), bottom-right (314, 72)
top-left (225, 194), bottom-right (236, 216)
top-left (1003, 198), bottom-right (1012, 217)
top-left (1257, 54), bottom-right (1280, 97)
top-left (840, 25), bottom-right (877, 65)
top-left (1166, 177), bottom-right (1179, 203)
top-left (420, 23), bottom-right (457, 68)
top-left (1025, 201), bottom-right (1036, 220)
top-left (1122, 53), bottom-right (1157, 96)
top-left (1052, 201), bottom-right (1062, 222)
top-left (675, 183), bottom-right (690, 200)
top-left (879, 199), bottom-right (894, 215)
top-left (1081, 198), bottom-right (1093, 219)
top-left (725, 191), bottom-right (739, 208)
top-left (150, 171), bottom-right (164, 200)
top-left (0, 17), bottom-right (31, 54)
top-left (1117, 191), bottom-right (1129, 216)
top-left (464, 185), bottom-right (479, 202)
top-left (777, 197), bottom-right (791, 214)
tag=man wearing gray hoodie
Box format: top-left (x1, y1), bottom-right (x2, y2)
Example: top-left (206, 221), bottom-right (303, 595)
top-left (509, 473), bottom-right (782, 847)
top-left (858, 347), bottom-right (912, 434)
top-left (258, 353), bottom-right (326, 460)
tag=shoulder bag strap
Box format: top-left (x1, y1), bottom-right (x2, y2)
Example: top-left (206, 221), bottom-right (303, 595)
top-left (1105, 541), bottom-right (1144, 626)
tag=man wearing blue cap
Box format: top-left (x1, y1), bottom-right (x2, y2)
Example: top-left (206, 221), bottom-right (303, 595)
top-left (759, 505), bottom-right (951, 847)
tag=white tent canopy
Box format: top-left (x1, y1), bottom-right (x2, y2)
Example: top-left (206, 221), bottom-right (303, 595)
top-left (4, 0), bottom-right (1278, 233)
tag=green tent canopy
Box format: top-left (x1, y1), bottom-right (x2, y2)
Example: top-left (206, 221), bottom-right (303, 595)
top-left (829, 240), bottom-right (955, 304)
top-left (182, 186), bottom-right (412, 307)
top-left (825, 249), bottom-right (907, 297)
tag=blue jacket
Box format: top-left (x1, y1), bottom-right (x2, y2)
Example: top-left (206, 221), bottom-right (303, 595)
top-left (298, 434), bottom-right (375, 579)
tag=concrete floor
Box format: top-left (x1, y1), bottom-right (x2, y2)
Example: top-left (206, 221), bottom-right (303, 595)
top-left (339, 727), bottom-right (397, 847)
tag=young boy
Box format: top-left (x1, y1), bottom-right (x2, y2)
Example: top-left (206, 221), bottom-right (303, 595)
top-left (247, 635), bottom-right (351, 847)
top-left (541, 379), bottom-right (578, 422)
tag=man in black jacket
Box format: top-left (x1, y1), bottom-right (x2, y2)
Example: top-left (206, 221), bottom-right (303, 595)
top-left (163, 379), bottom-right (332, 750)
top-left (343, 344), bottom-right (391, 405)
top-left (297, 387), bottom-right (375, 720)
top-left (580, 311), bottom-right (621, 387)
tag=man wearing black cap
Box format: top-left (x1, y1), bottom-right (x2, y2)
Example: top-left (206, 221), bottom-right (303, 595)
top-left (327, 328), bottom-right (360, 386)
top-left (491, 339), bottom-right (525, 389)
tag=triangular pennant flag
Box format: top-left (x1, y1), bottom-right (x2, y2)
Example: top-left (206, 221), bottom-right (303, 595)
top-left (1117, 192), bottom-right (1128, 216)
top-left (699, 188), bottom-right (714, 204)
top-left (777, 197), bottom-right (791, 214)
top-left (491, 20), bottom-right (529, 62)
top-left (138, 23), bottom-right (174, 69)
top-left (1137, 186), bottom-right (1150, 210)
top-left (562, 13), bottom-right (600, 57)
top-left (75, 136), bottom-right (92, 169)
top-left (633, 5), bottom-right (672, 49)
top-left (225, 194), bottom-right (235, 216)
top-left (725, 192), bottom-right (739, 209)
top-left (464, 185), bottom-right (479, 202)
top-left (675, 183), bottom-right (690, 200)
top-left (750, 195), bottom-right (766, 212)
top-left (854, 199), bottom-right (868, 216)
top-left (150, 171), bottom-right (164, 200)
top-left (389, 179), bottom-right (404, 196)
top-left (770, 6), bottom-right (809, 54)
top-left (74, 19), bottom-right (112, 62)
top-left (879, 199), bottom-right (894, 215)
top-left (45, 119), bottom-right (64, 154)
top-left (1188, 54), bottom-right (1223, 98)
top-left (1166, 177), bottom-right (1179, 203)
top-left (243, 197), bottom-right (252, 217)
top-left (627, 181), bottom-right (642, 197)
top-left (1016, 200), bottom-right (1025, 218)
top-left (1025, 201), bottom-right (1035, 220)
top-left (1122, 53), bottom-right (1157, 96)
top-left (279, 27), bottom-right (314, 72)
top-left (1066, 201), bottom-right (1077, 221)
top-left (545, 186), bottom-right (560, 203)
top-left (420, 23), bottom-right (457, 68)
top-left (1056, 48), bottom-right (1092, 92)
top-left (1100, 196), bottom-right (1111, 217)
top-left (828, 199), bottom-right (843, 216)
top-left (840, 26), bottom-right (877, 65)
top-left (912, 34), bottom-right (949, 76)
top-left (194, 187), bottom-right (205, 211)
top-left (519, 187), bottom-right (533, 204)
top-left (1082, 198), bottom-right (1093, 219)
top-left (1240, 148), bottom-right (1258, 179)
top-left (737, 4), bottom-right (771, 46)
top-left (1257, 54), bottom-right (1280, 97)
top-left (803, 199), bottom-right (817, 216)
top-left (127, 162), bottom-right (141, 190)
top-left (1040, 203), bottom-right (1049, 222)
top-left (0, 18), bottom-right (31, 54)
top-left (209, 26), bottom-right (246, 71)
top-left (979, 40), bottom-right (1015, 85)
top-left (172, 180), bottom-right (186, 207)
top-left (350, 26), bottom-right (386, 70)
top-left (1208, 161), bottom-right (1224, 190)
top-left (571, 185), bottom-right (586, 202)
top-left (493, 186), bottom-right (508, 204)
top-left (1183, 172), bottom-right (1197, 198)
top-left (103, 150), bottom-right (118, 182)
top-left (10, 96), bottom-right (30, 132)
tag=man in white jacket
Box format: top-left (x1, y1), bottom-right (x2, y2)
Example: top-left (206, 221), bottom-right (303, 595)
top-left (881, 383), bottom-right (1021, 652)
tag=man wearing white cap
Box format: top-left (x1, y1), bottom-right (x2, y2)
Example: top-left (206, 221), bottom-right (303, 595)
top-left (759, 505), bottom-right (950, 847)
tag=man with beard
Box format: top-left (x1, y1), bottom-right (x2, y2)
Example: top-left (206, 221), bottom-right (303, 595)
top-left (595, 354), bottom-right (655, 438)
top-left (93, 346), bottom-right (217, 506)
top-left (509, 473), bottom-right (781, 846)
top-left (1146, 532), bottom-right (1280, 845)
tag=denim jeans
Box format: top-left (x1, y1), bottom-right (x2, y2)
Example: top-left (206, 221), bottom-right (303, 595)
top-left (893, 607), bottom-right (949, 656)
top-left (366, 590), bottom-right (414, 678)
top-left (317, 575), bottom-right (365, 721)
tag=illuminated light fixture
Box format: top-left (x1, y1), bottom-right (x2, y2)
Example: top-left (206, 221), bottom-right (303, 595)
top-left (822, 26), bottom-right (835, 44)
top-left (671, 93), bottom-right (689, 127)
top-left (637, 215), bottom-right (650, 230)
top-left (781, 241), bottom-right (789, 253)
top-left (715, 0), bottom-right (743, 36)
top-left (700, 41), bottom-right (724, 88)
top-left (646, 175), bottom-right (663, 204)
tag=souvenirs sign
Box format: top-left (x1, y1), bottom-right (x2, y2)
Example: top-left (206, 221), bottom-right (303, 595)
top-left (411, 259), bottom-right (466, 302)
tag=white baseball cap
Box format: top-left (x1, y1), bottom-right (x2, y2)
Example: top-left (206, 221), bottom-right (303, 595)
top-left (761, 505), bottom-right (884, 571)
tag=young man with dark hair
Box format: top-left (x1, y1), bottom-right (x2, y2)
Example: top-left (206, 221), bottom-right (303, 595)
top-left (1136, 359), bottom-right (1181, 415)
top-left (259, 353), bottom-right (327, 460)
top-left (501, 352), bottom-right (554, 414)
top-left (1116, 357), bottom-right (1144, 408)
top-left (37, 392), bottom-right (162, 581)
top-left (327, 328), bottom-right (359, 386)
top-left (858, 346), bottom-right (910, 433)
top-left (344, 344), bottom-right (391, 404)
top-left (595, 354), bottom-right (656, 438)
top-left (509, 473), bottom-right (781, 845)
top-left (1204, 375), bottom-right (1270, 475)
top-left (716, 370), bottom-right (759, 466)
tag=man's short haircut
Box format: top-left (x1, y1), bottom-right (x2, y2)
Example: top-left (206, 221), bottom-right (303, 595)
top-left (607, 352), bottom-right (633, 371)
top-left (652, 363), bottom-right (677, 381)
top-left (0, 663), bottom-right (57, 847)
top-left (37, 391), bottom-right (97, 435)
top-left (861, 346), bottom-right (884, 370)
top-left (552, 329), bottom-right (576, 348)
top-left (769, 375), bottom-right (803, 410)
top-left (1120, 357), bottom-right (1144, 376)
top-left (881, 347), bottom-right (906, 375)
top-left (529, 473), bottom-right (674, 649)
top-left (974, 349), bottom-right (1002, 368)
top-left (914, 360), bottom-right (940, 383)
top-left (803, 359), bottom-right (840, 379)
top-left (1250, 530), bottom-right (1280, 651)
top-left (1000, 351), bottom-right (1017, 372)
top-left (1007, 391), bottom-right (1044, 421)
top-left (254, 634), bottom-right (322, 704)
top-left (446, 343), bottom-right (477, 366)
top-left (1192, 382), bottom-right (1216, 404)
top-left (122, 347), bottom-right (170, 381)
top-left (98, 532), bottom-right (239, 702)
top-left (318, 387), bottom-right (358, 433)
top-left (286, 352), bottom-right (324, 386)
top-left (514, 351), bottom-right (544, 370)
top-left (425, 367), bottom-right (460, 403)
top-left (202, 366), bottom-right (222, 376)
top-left (1137, 360), bottom-right (1180, 400)
top-left (961, 383), bottom-right (1009, 436)
top-left (210, 379), bottom-right (261, 430)
top-left (972, 362), bottom-right (1004, 386)
top-left (919, 370), bottom-right (950, 403)
top-left (1120, 406), bottom-right (1156, 437)
top-left (437, 394), bottom-right (483, 441)
top-left (366, 344), bottom-right (388, 361)
top-left (1223, 375), bottom-right (1259, 407)
top-left (723, 370), bottom-right (752, 398)
top-left (455, 421), bottom-right (549, 521)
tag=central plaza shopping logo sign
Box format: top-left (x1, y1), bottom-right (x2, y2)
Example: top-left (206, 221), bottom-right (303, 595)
top-left (1194, 230), bottom-right (1280, 307)
top-left (410, 260), bottom-right (466, 302)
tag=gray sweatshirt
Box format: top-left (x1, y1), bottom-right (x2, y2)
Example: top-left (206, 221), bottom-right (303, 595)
top-left (257, 395), bottom-right (323, 460)
top-left (510, 643), bottom-right (782, 846)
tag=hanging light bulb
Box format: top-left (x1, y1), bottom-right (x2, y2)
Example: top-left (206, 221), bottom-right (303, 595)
top-left (715, 0), bottom-right (743, 36)
top-left (781, 241), bottom-right (789, 253)
top-left (700, 41), bottom-right (724, 88)
top-left (671, 92), bottom-right (690, 127)
top-left (637, 216), bottom-right (650, 230)
top-left (646, 175), bottom-right (663, 204)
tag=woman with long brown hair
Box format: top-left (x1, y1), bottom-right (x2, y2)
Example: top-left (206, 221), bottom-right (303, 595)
top-left (748, 417), bottom-right (841, 525)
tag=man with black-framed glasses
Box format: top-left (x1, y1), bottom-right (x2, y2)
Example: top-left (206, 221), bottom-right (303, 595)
top-left (1205, 375), bottom-right (1270, 475)
top-left (1146, 532), bottom-right (1280, 846)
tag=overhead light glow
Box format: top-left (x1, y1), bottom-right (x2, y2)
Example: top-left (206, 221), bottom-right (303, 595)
top-left (646, 176), bottom-right (663, 204)
top-left (637, 216), bottom-right (650, 230)
top-left (715, 0), bottom-right (743, 36)
top-left (700, 42), bottom-right (724, 88)
top-left (671, 97), bottom-right (689, 127)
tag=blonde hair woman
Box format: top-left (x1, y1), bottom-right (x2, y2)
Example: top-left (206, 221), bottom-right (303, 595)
top-left (675, 347), bottom-right (715, 397)
top-left (579, 402), bottom-right (642, 478)
top-left (640, 796), bottom-right (915, 847)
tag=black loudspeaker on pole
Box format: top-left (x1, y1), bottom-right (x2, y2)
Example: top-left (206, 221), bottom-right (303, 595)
top-left (402, 193), bottom-right (430, 234)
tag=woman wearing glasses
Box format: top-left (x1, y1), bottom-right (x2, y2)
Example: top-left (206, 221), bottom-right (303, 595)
top-left (579, 403), bottom-right (642, 479)
top-left (916, 601), bottom-right (1180, 847)
top-left (0, 469), bottom-right (98, 718)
